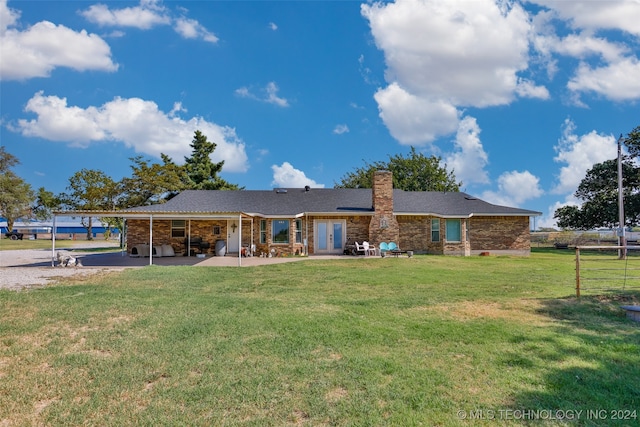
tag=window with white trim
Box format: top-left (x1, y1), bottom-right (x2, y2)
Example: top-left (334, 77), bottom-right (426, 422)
top-left (431, 218), bottom-right (440, 242)
top-left (171, 220), bottom-right (186, 238)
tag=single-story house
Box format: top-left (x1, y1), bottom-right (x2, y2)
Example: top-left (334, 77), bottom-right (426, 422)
top-left (98, 171), bottom-right (540, 259)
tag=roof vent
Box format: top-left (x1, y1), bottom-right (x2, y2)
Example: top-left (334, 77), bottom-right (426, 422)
top-left (305, 185), bottom-right (310, 192)
top-left (275, 188), bottom-right (287, 194)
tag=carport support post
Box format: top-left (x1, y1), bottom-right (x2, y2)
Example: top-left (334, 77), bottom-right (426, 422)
top-left (51, 215), bottom-right (57, 267)
top-left (238, 214), bottom-right (242, 266)
top-left (149, 214), bottom-right (153, 266)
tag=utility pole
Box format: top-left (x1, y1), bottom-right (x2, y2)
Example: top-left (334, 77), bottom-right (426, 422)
top-left (618, 134), bottom-right (626, 259)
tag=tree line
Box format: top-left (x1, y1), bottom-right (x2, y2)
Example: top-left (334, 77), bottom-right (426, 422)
top-left (1, 131), bottom-right (460, 240)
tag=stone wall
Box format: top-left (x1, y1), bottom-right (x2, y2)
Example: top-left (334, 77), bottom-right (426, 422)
top-left (369, 171), bottom-right (399, 244)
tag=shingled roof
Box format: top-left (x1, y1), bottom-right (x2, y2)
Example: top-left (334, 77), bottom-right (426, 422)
top-left (123, 188), bottom-right (540, 218)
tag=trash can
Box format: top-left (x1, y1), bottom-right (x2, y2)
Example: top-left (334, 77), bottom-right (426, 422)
top-left (215, 239), bottom-right (226, 257)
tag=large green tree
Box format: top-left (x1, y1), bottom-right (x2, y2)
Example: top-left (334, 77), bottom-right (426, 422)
top-left (119, 154), bottom-right (187, 207)
top-left (335, 147), bottom-right (460, 191)
top-left (0, 147), bottom-right (35, 231)
top-left (59, 169), bottom-right (119, 240)
top-left (554, 126), bottom-right (640, 229)
top-left (182, 130), bottom-right (241, 190)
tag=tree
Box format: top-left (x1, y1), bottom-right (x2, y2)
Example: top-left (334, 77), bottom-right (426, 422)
top-left (554, 126), bottom-right (640, 229)
top-left (0, 147), bottom-right (35, 231)
top-left (119, 154), bottom-right (187, 207)
top-left (335, 147), bottom-right (460, 191)
top-left (183, 130), bottom-right (241, 190)
top-left (59, 169), bottom-right (119, 240)
top-left (32, 187), bottom-right (61, 221)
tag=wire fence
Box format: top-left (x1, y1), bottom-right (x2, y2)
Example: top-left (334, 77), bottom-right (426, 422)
top-left (575, 245), bottom-right (640, 297)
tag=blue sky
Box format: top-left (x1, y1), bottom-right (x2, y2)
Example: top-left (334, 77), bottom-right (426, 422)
top-left (1, 0), bottom-right (639, 228)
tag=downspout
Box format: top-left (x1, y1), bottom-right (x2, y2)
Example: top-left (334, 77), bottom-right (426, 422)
top-left (51, 215), bottom-right (57, 267)
top-left (149, 214), bottom-right (153, 266)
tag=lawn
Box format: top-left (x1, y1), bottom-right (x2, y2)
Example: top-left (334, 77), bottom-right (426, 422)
top-left (1, 250), bottom-right (639, 426)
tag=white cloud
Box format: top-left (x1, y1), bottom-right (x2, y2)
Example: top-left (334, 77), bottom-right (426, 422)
top-left (373, 83), bottom-right (459, 145)
top-left (236, 82), bottom-right (289, 107)
top-left (568, 58), bottom-right (640, 101)
top-left (333, 124), bottom-right (349, 135)
top-left (362, 0), bottom-right (533, 144)
top-left (445, 116), bottom-right (489, 185)
top-left (80, 0), bottom-right (217, 43)
top-left (530, 0), bottom-right (640, 37)
top-left (530, 1), bottom-right (640, 103)
top-left (481, 170), bottom-right (544, 207)
top-left (0, 0), bottom-right (19, 33)
top-left (515, 78), bottom-right (550, 100)
top-left (174, 17), bottom-right (218, 43)
top-left (271, 162), bottom-right (325, 188)
top-left (0, 4), bottom-right (117, 81)
top-left (80, 1), bottom-right (170, 29)
top-left (14, 91), bottom-right (248, 172)
top-left (268, 22), bottom-right (278, 31)
top-left (552, 119), bottom-right (618, 195)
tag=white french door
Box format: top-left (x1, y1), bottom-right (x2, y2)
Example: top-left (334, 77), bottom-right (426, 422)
top-left (314, 220), bottom-right (345, 254)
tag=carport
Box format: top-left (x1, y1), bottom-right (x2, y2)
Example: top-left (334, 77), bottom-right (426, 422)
top-left (51, 209), bottom-right (255, 267)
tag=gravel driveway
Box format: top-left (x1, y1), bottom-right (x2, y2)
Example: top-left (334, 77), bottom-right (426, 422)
top-left (0, 241), bottom-right (126, 291)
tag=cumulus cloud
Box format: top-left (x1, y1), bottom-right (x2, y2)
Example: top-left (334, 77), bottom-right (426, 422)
top-left (481, 170), bottom-right (544, 207)
top-left (13, 91), bottom-right (248, 172)
top-left (80, 0), bottom-right (217, 43)
top-left (80, 0), bottom-right (170, 29)
top-left (530, 1), bottom-right (640, 104)
top-left (271, 162), bottom-right (325, 188)
top-left (445, 116), bottom-right (489, 185)
top-left (373, 83), bottom-right (459, 145)
top-left (568, 58), bottom-right (640, 101)
top-left (235, 82), bottom-right (289, 107)
top-left (552, 119), bottom-right (618, 195)
top-left (362, 0), bottom-right (532, 144)
top-left (530, 0), bottom-right (640, 37)
top-left (0, 0), bottom-right (117, 80)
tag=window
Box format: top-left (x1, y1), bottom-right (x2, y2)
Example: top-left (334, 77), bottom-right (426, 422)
top-left (260, 220), bottom-right (267, 244)
top-left (446, 219), bottom-right (461, 242)
top-left (431, 218), bottom-right (440, 242)
top-left (295, 219), bottom-right (302, 243)
top-left (272, 220), bottom-right (290, 244)
top-left (171, 220), bottom-right (186, 238)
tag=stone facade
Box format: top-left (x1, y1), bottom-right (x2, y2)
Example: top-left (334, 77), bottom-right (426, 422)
top-left (369, 171), bottom-right (399, 244)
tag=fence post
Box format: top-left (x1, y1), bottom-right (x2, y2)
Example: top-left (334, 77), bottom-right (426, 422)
top-left (575, 246), bottom-right (581, 298)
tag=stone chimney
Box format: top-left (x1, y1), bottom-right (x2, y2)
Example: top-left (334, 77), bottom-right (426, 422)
top-left (369, 170), bottom-right (399, 244)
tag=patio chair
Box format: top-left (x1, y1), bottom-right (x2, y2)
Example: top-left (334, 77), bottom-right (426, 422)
top-left (354, 242), bottom-right (366, 256)
top-left (363, 241), bottom-right (378, 256)
top-left (379, 242), bottom-right (389, 256)
top-left (388, 242), bottom-right (398, 251)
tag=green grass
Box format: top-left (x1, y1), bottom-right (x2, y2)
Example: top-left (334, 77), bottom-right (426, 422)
top-left (1, 250), bottom-right (639, 426)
